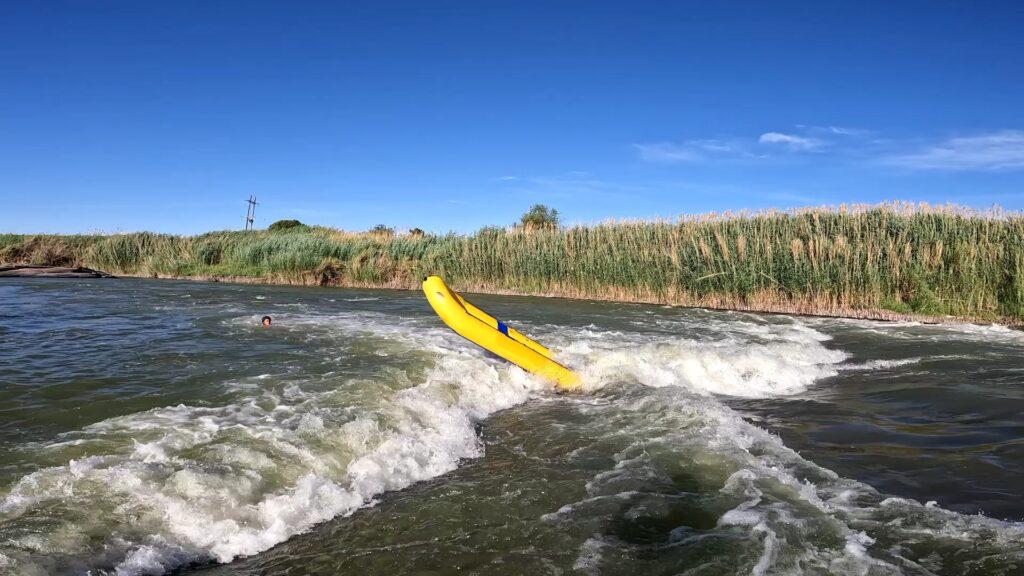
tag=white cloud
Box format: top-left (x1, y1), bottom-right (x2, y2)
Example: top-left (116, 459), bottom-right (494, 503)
top-left (796, 125), bottom-right (871, 137)
top-left (758, 132), bottom-right (824, 150)
top-left (498, 172), bottom-right (651, 200)
top-left (633, 139), bottom-right (757, 164)
top-left (635, 128), bottom-right (836, 164)
top-left (884, 131), bottom-right (1024, 171)
top-left (690, 139), bottom-right (737, 153)
top-left (633, 142), bottom-right (703, 163)
top-left (635, 127), bottom-right (1024, 171)
top-left (825, 126), bottom-right (870, 136)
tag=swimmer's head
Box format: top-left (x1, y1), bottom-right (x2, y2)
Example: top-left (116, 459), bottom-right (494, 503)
top-left (261, 315), bottom-right (272, 327)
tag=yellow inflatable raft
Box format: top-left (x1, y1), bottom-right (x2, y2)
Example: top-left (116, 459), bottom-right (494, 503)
top-left (422, 276), bottom-right (580, 391)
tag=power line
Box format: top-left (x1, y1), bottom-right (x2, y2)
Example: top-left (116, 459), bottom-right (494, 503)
top-left (244, 195), bottom-right (258, 230)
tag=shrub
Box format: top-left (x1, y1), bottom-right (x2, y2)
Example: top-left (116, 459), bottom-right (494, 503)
top-left (268, 219), bottom-right (306, 232)
top-left (520, 204), bottom-right (560, 230)
top-left (477, 226), bottom-right (505, 237)
top-left (370, 225), bottom-right (395, 236)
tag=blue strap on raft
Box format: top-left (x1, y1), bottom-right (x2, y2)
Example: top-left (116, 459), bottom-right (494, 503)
top-left (497, 321), bottom-right (510, 336)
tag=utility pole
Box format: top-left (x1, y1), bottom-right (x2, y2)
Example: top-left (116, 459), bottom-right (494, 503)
top-left (244, 195), bottom-right (258, 230)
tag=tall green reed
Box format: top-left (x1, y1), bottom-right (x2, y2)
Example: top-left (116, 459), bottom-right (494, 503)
top-left (3, 205), bottom-right (1023, 321)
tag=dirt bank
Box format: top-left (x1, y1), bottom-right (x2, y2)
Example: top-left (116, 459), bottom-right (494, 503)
top-left (0, 264), bottom-right (115, 278)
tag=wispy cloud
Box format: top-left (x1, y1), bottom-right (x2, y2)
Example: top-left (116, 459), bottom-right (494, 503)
top-left (633, 142), bottom-right (703, 163)
top-left (635, 126), bottom-right (845, 164)
top-left (637, 126), bottom-right (1024, 172)
top-left (824, 126), bottom-right (871, 136)
top-left (633, 139), bottom-right (759, 164)
top-left (796, 124), bottom-right (873, 137)
top-left (497, 171), bottom-right (654, 200)
top-left (758, 132), bottom-right (824, 151)
top-left (883, 131), bottom-right (1024, 171)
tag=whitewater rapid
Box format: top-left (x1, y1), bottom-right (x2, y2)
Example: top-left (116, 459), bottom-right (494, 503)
top-left (1, 287), bottom-right (1022, 575)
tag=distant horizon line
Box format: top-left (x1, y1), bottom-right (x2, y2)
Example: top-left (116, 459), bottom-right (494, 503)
top-left (5, 200), bottom-right (1023, 237)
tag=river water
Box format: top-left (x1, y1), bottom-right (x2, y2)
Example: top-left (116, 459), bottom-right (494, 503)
top-left (0, 279), bottom-right (1022, 575)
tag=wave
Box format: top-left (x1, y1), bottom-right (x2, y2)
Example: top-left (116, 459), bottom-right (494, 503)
top-left (548, 386), bottom-right (1024, 574)
top-left (0, 313), bottom-right (545, 575)
top-left (562, 320), bottom-right (846, 398)
top-left (1, 310), bottom-right (1020, 575)
top-left (840, 357), bottom-right (923, 371)
top-left (808, 317), bottom-right (1024, 346)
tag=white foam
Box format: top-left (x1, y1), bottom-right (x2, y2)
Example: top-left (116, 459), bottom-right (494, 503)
top-left (0, 314), bottom-right (546, 575)
top-left (571, 536), bottom-right (608, 574)
top-left (4, 303), bottom-right (1020, 574)
top-left (840, 357), bottom-right (922, 371)
top-left (547, 368), bottom-right (1024, 574)
top-left (811, 317), bottom-right (1024, 346)
top-left (749, 521), bottom-right (778, 576)
top-left (568, 322), bottom-right (846, 398)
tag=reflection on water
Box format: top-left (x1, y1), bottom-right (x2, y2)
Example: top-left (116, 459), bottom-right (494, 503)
top-left (0, 279), bottom-right (1022, 575)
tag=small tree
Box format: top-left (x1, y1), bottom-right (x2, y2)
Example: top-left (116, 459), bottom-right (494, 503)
top-left (268, 219), bottom-right (305, 231)
top-left (370, 224), bottom-right (395, 236)
top-left (408, 228), bottom-right (426, 237)
top-left (519, 204), bottom-right (560, 230)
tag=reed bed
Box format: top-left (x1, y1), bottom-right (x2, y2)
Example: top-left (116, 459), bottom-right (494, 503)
top-left (4, 204), bottom-right (1024, 323)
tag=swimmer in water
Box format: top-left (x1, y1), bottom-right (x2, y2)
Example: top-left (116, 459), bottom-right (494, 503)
top-left (261, 315), bottom-right (272, 327)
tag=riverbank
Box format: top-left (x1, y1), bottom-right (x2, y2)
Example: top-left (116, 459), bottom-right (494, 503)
top-left (116, 271), bottom-right (992, 326)
top-left (4, 204), bottom-right (1024, 325)
top-left (0, 264), bottom-right (114, 278)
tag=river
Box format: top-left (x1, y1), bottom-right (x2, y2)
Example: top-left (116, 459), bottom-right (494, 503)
top-left (0, 278), bottom-right (1022, 575)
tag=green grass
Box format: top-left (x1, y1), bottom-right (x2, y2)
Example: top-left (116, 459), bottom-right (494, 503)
top-left (5, 204), bottom-right (1024, 323)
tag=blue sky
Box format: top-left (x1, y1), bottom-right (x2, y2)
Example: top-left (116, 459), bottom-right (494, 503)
top-left (1, 1), bottom-right (1023, 234)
